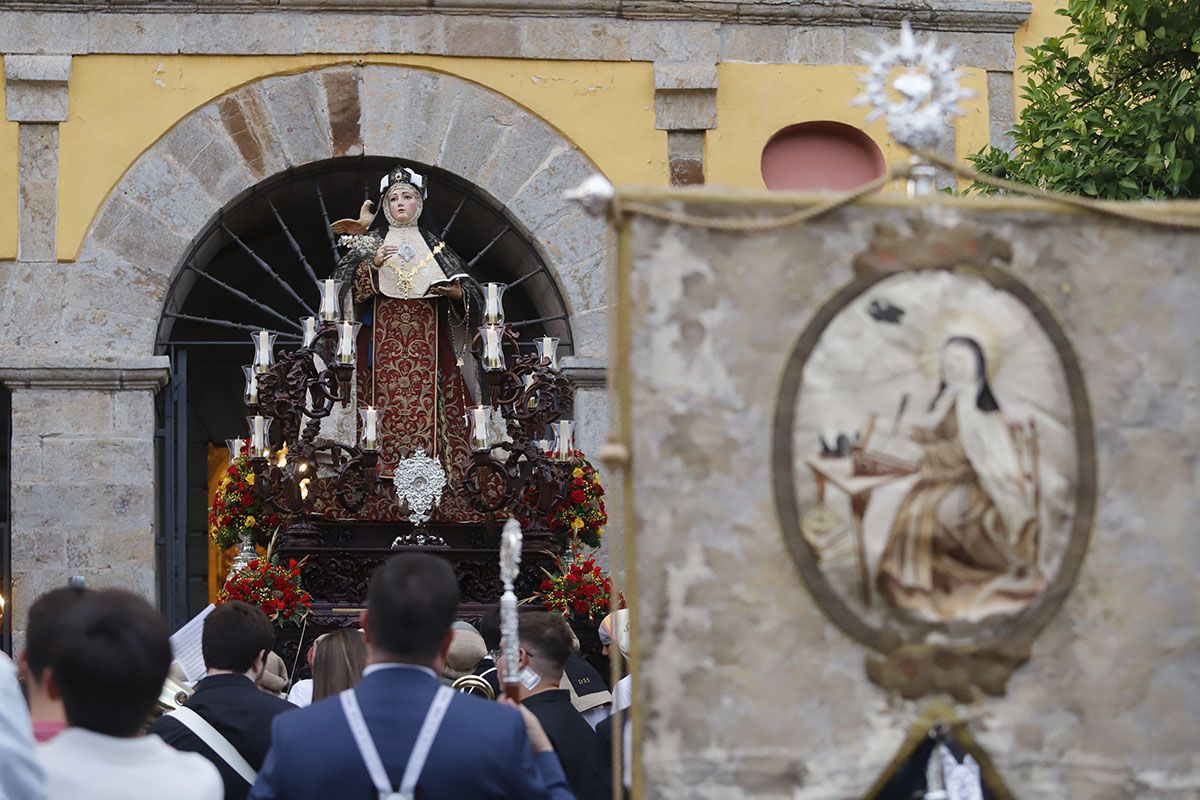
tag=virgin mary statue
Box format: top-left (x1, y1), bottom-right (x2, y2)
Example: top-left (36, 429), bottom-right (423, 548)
top-left (876, 336), bottom-right (1043, 622)
top-left (331, 165), bottom-right (487, 523)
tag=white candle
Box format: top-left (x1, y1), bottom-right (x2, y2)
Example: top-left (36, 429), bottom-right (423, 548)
top-left (301, 317), bottom-right (318, 349)
top-left (252, 330), bottom-right (274, 373)
top-left (249, 415), bottom-right (271, 458)
top-left (361, 406), bottom-right (378, 450)
top-left (552, 420), bottom-right (574, 461)
top-left (465, 405), bottom-right (492, 452)
top-left (480, 325), bottom-right (505, 372)
top-left (320, 279), bottom-right (339, 322)
top-left (242, 366), bottom-right (259, 405)
top-left (482, 283), bottom-right (505, 325)
top-left (535, 336), bottom-right (559, 370)
top-left (337, 321), bottom-right (354, 365)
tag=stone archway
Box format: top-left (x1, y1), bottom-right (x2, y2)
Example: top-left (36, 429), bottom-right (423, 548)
top-left (73, 63), bottom-right (609, 361)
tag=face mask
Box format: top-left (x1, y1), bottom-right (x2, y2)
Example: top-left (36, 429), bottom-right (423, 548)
top-left (519, 666), bottom-right (542, 691)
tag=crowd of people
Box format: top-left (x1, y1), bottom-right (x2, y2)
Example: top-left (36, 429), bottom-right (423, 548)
top-left (0, 553), bottom-right (632, 800)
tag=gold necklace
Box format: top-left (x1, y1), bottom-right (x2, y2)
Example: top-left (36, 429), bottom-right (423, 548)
top-left (387, 241), bottom-right (445, 298)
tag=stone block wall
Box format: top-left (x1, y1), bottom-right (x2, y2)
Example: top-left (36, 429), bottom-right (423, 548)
top-left (619, 193), bottom-right (1200, 797)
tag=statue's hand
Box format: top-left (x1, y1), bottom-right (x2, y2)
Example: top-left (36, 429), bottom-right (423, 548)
top-left (373, 244), bottom-right (398, 267)
top-left (429, 281), bottom-right (464, 301)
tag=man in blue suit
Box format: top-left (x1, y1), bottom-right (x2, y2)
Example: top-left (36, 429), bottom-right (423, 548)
top-left (249, 553), bottom-right (574, 800)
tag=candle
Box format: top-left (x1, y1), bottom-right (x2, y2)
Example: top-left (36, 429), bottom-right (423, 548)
top-left (551, 420), bottom-right (574, 461)
top-left (523, 374), bottom-right (538, 410)
top-left (534, 336), bottom-right (559, 370)
top-left (360, 406), bottom-right (378, 451)
top-left (480, 325), bottom-right (505, 372)
top-left (482, 283), bottom-right (506, 326)
top-left (251, 330), bottom-right (276, 374)
top-left (301, 317), bottom-right (318, 349)
top-left (242, 366), bottom-right (259, 406)
top-left (247, 415), bottom-right (272, 458)
top-left (226, 438), bottom-right (246, 466)
top-left (319, 278), bottom-right (339, 322)
top-left (465, 405), bottom-right (493, 452)
top-left (336, 321), bottom-right (361, 365)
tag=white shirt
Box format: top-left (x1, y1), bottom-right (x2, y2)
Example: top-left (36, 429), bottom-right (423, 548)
top-left (38, 728), bottom-right (222, 800)
top-left (286, 678), bottom-right (314, 708)
top-left (0, 653), bottom-right (45, 800)
top-left (361, 662), bottom-right (438, 680)
top-left (611, 674), bottom-right (632, 714)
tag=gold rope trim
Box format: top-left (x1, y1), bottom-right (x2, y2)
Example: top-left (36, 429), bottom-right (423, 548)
top-left (612, 150), bottom-right (1200, 233)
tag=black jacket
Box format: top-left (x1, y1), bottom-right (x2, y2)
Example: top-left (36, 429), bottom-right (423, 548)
top-left (523, 688), bottom-right (597, 795)
top-left (149, 673), bottom-right (296, 800)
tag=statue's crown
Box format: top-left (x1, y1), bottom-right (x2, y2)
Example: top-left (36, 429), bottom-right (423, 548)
top-left (380, 166), bottom-right (427, 198)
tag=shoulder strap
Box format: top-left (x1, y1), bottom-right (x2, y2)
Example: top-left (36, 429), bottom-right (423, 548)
top-left (399, 686), bottom-right (454, 795)
top-left (339, 690), bottom-right (402, 800)
top-left (166, 706), bottom-right (257, 784)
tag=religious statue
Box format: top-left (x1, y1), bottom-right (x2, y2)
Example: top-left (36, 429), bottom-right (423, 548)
top-left (875, 336), bottom-right (1044, 622)
top-left (331, 165), bottom-right (488, 523)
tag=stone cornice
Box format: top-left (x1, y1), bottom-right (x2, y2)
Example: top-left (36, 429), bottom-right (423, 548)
top-left (0, 356), bottom-right (171, 391)
top-left (0, 1), bottom-right (1033, 34)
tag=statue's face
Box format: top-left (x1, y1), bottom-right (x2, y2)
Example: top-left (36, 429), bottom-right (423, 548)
top-left (387, 187), bottom-right (420, 225)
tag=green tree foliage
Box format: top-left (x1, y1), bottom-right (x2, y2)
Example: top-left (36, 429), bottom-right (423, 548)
top-left (970, 0), bottom-right (1200, 199)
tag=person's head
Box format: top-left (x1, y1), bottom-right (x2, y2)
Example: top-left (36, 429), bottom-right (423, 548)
top-left (51, 589), bottom-right (172, 737)
top-left (598, 609), bottom-right (631, 660)
top-left (21, 587), bottom-right (88, 688)
top-left (384, 184), bottom-right (422, 227)
top-left (444, 625), bottom-right (487, 681)
top-left (202, 601), bottom-right (276, 681)
top-left (479, 607), bottom-right (501, 654)
top-left (502, 612), bottom-right (572, 697)
top-left (311, 628), bottom-right (367, 702)
top-left (932, 336), bottom-right (999, 412)
top-left (361, 554), bottom-right (460, 670)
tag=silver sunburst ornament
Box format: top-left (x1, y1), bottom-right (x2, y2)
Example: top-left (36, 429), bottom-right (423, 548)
top-left (391, 447), bottom-right (447, 525)
top-left (852, 20), bottom-right (973, 152)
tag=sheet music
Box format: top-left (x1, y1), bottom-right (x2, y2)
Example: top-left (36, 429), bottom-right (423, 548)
top-left (169, 603), bottom-right (214, 683)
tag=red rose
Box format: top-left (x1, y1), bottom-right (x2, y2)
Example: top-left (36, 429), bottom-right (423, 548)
top-left (573, 600), bottom-right (589, 614)
top-left (570, 489), bottom-right (586, 504)
top-left (540, 579), bottom-right (553, 591)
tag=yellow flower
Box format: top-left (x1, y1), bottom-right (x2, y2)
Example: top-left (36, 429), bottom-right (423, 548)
top-left (246, 473), bottom-right (255, 485)
top-left (592, 475), bottom-right (602, 485)
top-left (221, 477), bottom-right (231, 489)
top-left (245, 516), bottom-right (257, 528)
top-left (572, 468), bottom-right (584, 479)
top-left (571, 517), bottom-right (584, 531)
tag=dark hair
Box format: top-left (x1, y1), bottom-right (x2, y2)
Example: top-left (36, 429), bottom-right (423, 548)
top-left (312, 628), bottom-right (367, 702)
top-left (202, 601), bottom-right (276, 674)
top-left (929, 335), bottom-right (1000, 413)
top-left (367, 554), bottom-right (460, 662)
top-left (517, 612), bottom-right (573, 678)
top-left (52, 589), bottom-right (172, 737)
top-left (479, 607), bottom-right (501, 652)
top-left (24, 587), bottom-right (89, 681)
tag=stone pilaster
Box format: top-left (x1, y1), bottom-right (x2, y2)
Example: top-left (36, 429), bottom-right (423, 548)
top-left (0, 356), bottom-right (170, 652)
top-left (654, 63), bottom-right (717, 186)
top-left (5, 55), bottom-right (71, 262)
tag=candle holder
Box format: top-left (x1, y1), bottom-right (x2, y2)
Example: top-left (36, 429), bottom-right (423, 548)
top-left (534, 336), bottom-right (560, 370)
top-left (251, 330), bottom-right (277, 374)
top-left (301, 317), bottom-right (318, 349)
top-left (551, 420), bottom-right (574, 462)
top-left (247, 415), bottom-right (272, 459)
top-left (242, 366), bottom-right (260, 408)
top-left (479, 325), bottom-right (506, 372)
top-left (318, 278), bottom-right (340, 323)
top-left (481, 283), bottom-right (507, 326)
top-left (465, 405), bottom-right (493, 452)
top-left (359, 406), bottom-right (379, 452)
top-left (226, 437), bottom-right (247, 466)
top-left (336, 321), bottom-right (362, 366)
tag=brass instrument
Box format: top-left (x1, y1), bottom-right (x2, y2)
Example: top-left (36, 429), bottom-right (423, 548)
top-left (450, 674), bottom-right (496, 700)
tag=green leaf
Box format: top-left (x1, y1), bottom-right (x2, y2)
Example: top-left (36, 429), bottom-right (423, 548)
top-left (1134, 29), bottom-right (1147, 48)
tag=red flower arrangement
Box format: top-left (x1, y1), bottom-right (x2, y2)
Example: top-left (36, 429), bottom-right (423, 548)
top-left (209, 450), bottom-right (280, 552)
top-left (546, 454), bottom-right (607, 550)
top-left (538, 554), bottom-right (623, 622)
top-left (218, 557), bottom-right (312, 627)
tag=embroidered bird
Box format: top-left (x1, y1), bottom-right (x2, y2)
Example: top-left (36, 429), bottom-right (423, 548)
top-left (331, 200), bottom-right (377, 236)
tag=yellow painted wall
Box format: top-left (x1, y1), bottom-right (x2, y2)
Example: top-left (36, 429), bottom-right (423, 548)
top-left (1013, 0), bottom-right (1073, 114)
top-left (706, 64), bottom-right (991, 192)
top-left (0, 62), bottom-right (18, 260)
top-left (58, 55), bottom-right (665, 261)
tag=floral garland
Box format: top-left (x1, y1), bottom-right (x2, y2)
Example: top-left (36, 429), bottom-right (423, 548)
top-left (547, 454), bottom-right (607, 550)
top-left (538, 553), bottom-right (623, 622)
top-left (209, 452), bottom-right (280, 552)
top-left (218, 557), bottom-right (312, 627)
